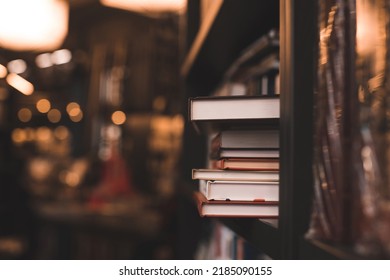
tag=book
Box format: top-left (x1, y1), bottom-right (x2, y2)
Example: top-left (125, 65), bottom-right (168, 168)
top-left (194, 191), bottom-right (278, 218)
top-left (211, 158), bottom-right (279, 171)
top-left (214, 148), bottom-right (279, 159)
top-left (199, 179), bottom-right (279, 201)
top-left (211, 129), bottom-right (279, 149)
top-left (192, 168), bottom-right (279, 182)
top-left (188, 95), bottom-right (279, 133)
top-left (189, 95), bottom-right (279, 122)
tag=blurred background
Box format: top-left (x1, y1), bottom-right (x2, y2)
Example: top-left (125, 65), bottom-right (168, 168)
top-left (0, 0), bottom-right (196, 260)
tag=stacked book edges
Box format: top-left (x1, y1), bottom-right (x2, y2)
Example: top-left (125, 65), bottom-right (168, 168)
top-left (189, 89), bottom-right (280, 218)
top-left (192, 169), bottom-right (279, 218)
top-left (188, 95), bottom-right (279, 133)
top-left (209, 128), bottom-right (279, 161)
top-left (194, 191), bottom-right (278, 218)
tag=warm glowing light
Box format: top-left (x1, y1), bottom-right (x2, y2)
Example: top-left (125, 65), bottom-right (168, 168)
top-left (67, 102), bottom-right (83, 122)
top-left (60, 170), bottom-right (80, 188)
top-left (18, 108), bottom-right (32, 122)
top-left (100, 0), bottom-right (186, 13)
top-left (47, 109), bottom-right (61, 123)
top-left (54, 126), bottom-right (69, 140)
top-left (6, 73), bottom-right (34, 95)
top-left (0, 64), bottom-right (8, 78)
top-left (28, 157), bottom-right (52, 181)
top-left (36, 126), bottom-right (51, 142)
top-left (25, 128), bottom-right (35, 141)
top-left (68, 107), bottom-right (81, 117)
top-left (66, 172), bottom-right (80, 187)
top-left (35, 53), bottom-right (53, 68)
top-left (0, 0), bottom-right (69, 51)
top-left (173, 114), bottom-right (184, 132)
top-left (357, 1), bottom-right (376, 56)
top-left (36, 98), bottom-right (51, 113)
top-left (7, 59), bottom-right (27, 74)
top-left (356, 0), bottom-right (385, 76)
top-left (52, 49), bottom-right (72, 65)
top-left (111, 110), bottom-right (126, 125)
top-left (11, 128), bottom-right (27, 144)
top-left (69, 110), bottom-right (83, 123)
top-left (66, 102), bottom-right (80, 114)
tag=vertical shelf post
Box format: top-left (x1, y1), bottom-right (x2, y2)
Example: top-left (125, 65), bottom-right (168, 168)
top-left (279, 0), bottom-right (317, 259)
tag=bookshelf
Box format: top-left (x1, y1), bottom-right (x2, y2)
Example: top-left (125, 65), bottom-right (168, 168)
top-left (181, 0), bottom-right (279, 95)
top-left (180, 0), bottom-right (363, 259)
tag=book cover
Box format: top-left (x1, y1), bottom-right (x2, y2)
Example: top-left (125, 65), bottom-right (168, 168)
top-left (211, 158), bottom-right (279, 171)
top-left (210, 129), bottom-right (279, 149)
top-left (188, 95), bottom-right (279, 133)
top-left (199, 179), bottom-right (279, 201)
top-left (193, 191), bottom-right (278, 218)
top-left (213, 148), bottom-right (279, 159)
top-left (192, 168), bottom-right (279, 182)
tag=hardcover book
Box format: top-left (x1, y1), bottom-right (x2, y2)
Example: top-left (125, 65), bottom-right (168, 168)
top-left (199, 179), bottom-right (279, 201)
top-left (192, 168), bottom-right (279, 182)
top-left (213, 148), bottom-right (279, 159)
top-left (210, 129), bottom-right (279, 149)
top-left (194, 191), bottom-right (278, 218)
top-left (188, 95), bottom-right (279, 132)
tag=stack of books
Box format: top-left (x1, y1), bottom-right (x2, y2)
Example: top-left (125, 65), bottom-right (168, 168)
top-left (209, 128), bottom-right (279, 171)
top-left (189, 29), bottom-right (280, 218)
top-left (189, 95), bottom-right (280, 218)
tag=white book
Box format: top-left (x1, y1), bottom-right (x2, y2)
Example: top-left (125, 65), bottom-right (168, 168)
top-left (212, 129), bottom-right (279, 149)
top-left (199, 180), bottom-right (279, 201)
top-left (219, 149), bottom-right (279, 159)
top-left (189, 95), bottom-right (279, 121)
top-left (194, 191), bottom-right (278, 218)
top-left (192, 169), bottom-right (279, 182)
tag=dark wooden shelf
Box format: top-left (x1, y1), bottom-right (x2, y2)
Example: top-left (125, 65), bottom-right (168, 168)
top-left (182, 0), bottom-right (279, 95)
top-left (219, 218), bottom-right (281, 259)
top-left (182, 0), bottom-right (352, 260)
top-left (299, 239), bottom-right (364, 260)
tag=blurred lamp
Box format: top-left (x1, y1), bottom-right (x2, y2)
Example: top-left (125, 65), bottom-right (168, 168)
top-left (100, 0), bottom-right (186, 13)
top-left (0, 64), bottom-right (7, 78)
top-left (6, 73), bottom-right (34, 95)
top-left (0, 0), bottom-right (69, 51)
top-left (7, 59), bottom-right (27, 74)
